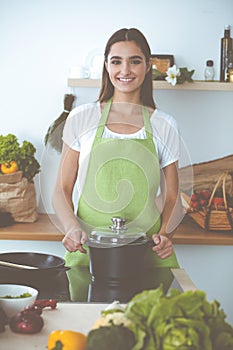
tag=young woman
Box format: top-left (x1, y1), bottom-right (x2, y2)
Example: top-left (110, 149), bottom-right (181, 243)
top-left (53, 28), bottom-right (182, 272)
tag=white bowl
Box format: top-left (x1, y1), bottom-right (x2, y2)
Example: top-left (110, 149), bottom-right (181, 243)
top-left (0, 284), bottom-right (38, 318)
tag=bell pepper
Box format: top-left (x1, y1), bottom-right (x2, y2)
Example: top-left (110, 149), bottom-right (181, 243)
top-left (1, 160), bottom-right (18, 174)
top-left (47, 330), bottom-right (87, 350)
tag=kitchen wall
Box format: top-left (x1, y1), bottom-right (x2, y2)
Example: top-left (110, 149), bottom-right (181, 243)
top-left (1, 0), bottom-right (233, 324)
top-left (1, 0), bottom-right (233, 213)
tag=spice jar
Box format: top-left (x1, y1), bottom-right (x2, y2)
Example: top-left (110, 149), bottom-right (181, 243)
top-left (204, 60), bottom-right (215, 81)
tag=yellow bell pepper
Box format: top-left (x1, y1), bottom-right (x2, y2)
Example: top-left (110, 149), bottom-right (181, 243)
top-left (1, 161), bottom-right (18, 174)
top-left (47, 330), bottom-right (87, 350)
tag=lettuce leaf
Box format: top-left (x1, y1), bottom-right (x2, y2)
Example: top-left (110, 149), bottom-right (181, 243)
top-left (124, 286), bottom-right (233, 350)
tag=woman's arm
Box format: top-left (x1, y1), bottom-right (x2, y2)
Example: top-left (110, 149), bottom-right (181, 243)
top-left (152, 161), bottom-right (183, 258)
top-left (52, 143), bottom-right (87, 253)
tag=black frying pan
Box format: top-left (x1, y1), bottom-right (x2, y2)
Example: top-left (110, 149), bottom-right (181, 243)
top-left (0, 252), bottom-right (70, 299)
top-left (0, 252), bottom-right (67, 278)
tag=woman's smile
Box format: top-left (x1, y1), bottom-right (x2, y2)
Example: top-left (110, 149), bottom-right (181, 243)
top-left (117, 77), bottom-right (135, 82)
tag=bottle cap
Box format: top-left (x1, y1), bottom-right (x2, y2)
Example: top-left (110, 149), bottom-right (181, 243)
top-left (225, 25), bottom-right (230, 30)
top-left (206, 60), bottom-right (214, 67)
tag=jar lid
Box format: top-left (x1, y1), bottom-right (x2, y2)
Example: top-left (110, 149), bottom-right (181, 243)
top-left (206, 60), bottom-right (214, 67)
top-left (87, 217), bottom-right (147, 247)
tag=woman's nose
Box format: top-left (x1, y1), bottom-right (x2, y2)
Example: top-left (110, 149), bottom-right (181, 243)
top-left (121, 62), bottom-right (131, 75)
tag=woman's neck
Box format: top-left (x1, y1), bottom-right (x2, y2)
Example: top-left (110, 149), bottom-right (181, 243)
top-left (105, 101), bottom-right (145, 134)
top-left (112, 91), bottom-right (142, 105)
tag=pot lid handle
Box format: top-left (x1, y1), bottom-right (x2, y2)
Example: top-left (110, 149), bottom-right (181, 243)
top-left (110, 217), bottom-right (127, 232)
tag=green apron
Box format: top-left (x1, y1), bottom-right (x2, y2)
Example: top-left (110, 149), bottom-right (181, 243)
top-left (65, 100), bottom-right (179, 299)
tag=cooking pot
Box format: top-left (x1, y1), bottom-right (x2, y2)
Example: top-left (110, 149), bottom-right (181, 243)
top-left (87, 217), bottom-right (154, 283)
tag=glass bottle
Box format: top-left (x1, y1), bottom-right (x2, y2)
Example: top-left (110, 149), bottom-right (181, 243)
top-left (204, 60), bottom-right (215, 81)
top-left (220, 25), bottom-right (233, 81)
top-left (226, 50), bottom-right (233, 82)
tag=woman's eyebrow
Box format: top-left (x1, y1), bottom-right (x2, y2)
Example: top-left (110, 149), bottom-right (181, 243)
top-left (110, 55), bottom-right (143, 60)
top-left (110, 56), bottom-right (122, 60)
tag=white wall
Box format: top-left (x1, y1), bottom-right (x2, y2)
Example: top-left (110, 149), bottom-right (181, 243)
top-left (1, 0), bottom-right (233, 324)
top-left (1, 0), bottom-right (233, 212)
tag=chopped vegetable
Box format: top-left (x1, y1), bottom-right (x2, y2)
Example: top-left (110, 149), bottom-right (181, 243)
top-left (47, 330), bottom-right (86, 350)
top-left (0, 292), bottom-right (32, 299)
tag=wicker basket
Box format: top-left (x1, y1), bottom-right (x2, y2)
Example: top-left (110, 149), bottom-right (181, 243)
top-left (182, 172), bottom-right (233, 231)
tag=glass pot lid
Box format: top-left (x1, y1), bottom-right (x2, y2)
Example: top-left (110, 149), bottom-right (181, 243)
top-left (87, 217), bottom-right (147, 247)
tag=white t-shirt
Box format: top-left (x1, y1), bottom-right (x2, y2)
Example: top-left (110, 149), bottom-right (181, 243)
top-left (62, 102), bottom-right (180, 198)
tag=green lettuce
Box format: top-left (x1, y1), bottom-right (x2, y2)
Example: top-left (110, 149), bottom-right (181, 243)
top-left (124, 286), bottom-right (233, 350)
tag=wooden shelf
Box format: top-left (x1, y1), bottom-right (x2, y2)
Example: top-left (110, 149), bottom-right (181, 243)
top-left (173, 215), bottom-right (233, 245)
top-left (67, 78), bottom-right (233, 91)
top-left (1, 214), bottom-right (233, 245)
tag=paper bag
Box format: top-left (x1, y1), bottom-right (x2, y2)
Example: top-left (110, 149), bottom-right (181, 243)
top-left (0, 177), bottom-right (38, 223)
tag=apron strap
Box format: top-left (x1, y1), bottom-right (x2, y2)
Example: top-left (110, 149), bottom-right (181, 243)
top-left (95, 99), bottom-right (112, 138)
top-left (96, 99), bottom-right (153, 140)
top-left (142, 105), bottom-right (153, 138)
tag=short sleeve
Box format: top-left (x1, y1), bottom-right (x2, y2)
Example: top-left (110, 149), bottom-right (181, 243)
top-left (151, 109), bottom-right (180, 169)
top-left (62, 108), bottom-right (81, 151)
top-left (62, 103), bottom-right (101, 152)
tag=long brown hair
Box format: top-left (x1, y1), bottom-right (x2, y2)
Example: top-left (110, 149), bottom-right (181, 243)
top-left (98, 28), bottom-right (155, 109)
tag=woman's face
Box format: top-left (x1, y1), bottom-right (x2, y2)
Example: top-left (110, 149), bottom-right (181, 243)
top-left (105, 40), bottom-right (150, 97)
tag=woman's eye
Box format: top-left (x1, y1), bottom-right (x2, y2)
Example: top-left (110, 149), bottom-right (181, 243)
top-left (111, 60), bottom-right (121, 65)
top-left (131, 59), bottom-right (141, 65)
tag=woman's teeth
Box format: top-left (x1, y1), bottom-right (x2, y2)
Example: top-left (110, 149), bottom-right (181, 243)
top-left (118, 78), bottom-right (133, 82)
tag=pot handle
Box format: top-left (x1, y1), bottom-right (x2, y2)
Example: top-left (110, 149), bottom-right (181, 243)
top-left (52, 266), bottom-right (71, 272)
top-left (147, 235), bottom-right (161, 247)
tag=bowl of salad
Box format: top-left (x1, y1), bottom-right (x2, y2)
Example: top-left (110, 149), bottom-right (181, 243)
top-left (0, 284), bottom-right (38, 318)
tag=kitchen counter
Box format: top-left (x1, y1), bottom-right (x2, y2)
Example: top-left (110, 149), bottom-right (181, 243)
top-left (1, 268), bottom-right (196, 350)
top-left (1, 213), bottom-right (233, 245)
top-left (0, 258), bottom-right (196, 303)
top-left (1, 303), bottom-right (107, 350)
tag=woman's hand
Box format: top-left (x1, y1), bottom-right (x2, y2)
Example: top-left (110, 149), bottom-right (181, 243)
top-left (151, 233), bottom-right (173, 259)
top-left (62, 227), bottom-right (87, 253)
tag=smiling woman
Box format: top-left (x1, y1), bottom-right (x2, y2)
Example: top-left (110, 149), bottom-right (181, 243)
top-left (52, 27), bottom-right (183, 300)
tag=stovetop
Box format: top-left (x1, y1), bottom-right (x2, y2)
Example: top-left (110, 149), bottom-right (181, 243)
top-left (0, 265), bottom-right (183, 304)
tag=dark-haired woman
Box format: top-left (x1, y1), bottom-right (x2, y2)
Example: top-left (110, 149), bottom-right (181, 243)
top-left (53, 28), bottom-right (182, 280)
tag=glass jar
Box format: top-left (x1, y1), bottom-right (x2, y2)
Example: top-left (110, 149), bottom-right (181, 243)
top-left (204, 60), bottom-right (215, 81)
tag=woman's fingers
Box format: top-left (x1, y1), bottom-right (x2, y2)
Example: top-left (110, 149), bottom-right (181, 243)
top-left (152, 234), bottom-right (173, 259)
top-left (62, 228), bottom-right (87, 253)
